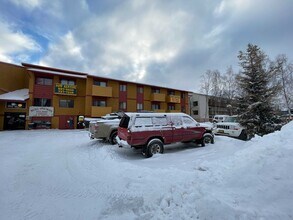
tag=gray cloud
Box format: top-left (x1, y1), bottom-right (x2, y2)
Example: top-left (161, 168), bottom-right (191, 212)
top-left (1, 0), bottom-right (293, 92)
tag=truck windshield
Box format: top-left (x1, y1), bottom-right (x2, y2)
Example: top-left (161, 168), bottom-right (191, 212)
top-left (224, 117), bottom-right (238, 122)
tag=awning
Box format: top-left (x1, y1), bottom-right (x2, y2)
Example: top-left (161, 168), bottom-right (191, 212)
top-left (0, 89), bottom-right (29, 101)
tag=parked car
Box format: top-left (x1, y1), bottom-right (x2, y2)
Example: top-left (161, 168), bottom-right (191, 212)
top-left (89, 113), bottom-right (122, 144)
top-left (116, 112), bottom-right (207, 158)
top-left (214, 116), bottom-right (247, 140)
top-left (212, 115), bottom-right (229, 123)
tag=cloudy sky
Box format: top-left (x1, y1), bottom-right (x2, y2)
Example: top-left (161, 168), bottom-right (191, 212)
top-left (0, 0), bottom-right (292, 92)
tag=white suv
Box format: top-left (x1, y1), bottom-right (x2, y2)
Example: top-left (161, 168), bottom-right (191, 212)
top-left (214, 116), bottom-right (247, 140)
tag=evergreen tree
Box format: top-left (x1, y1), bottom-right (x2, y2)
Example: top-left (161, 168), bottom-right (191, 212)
top-left (236, 44), bottom-right (280, 138)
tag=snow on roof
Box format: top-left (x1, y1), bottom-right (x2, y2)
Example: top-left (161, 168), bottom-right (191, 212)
top-left (28, 68), bottom-right (87, 79)
top-left (0, 89), bottom-right (29, 101)
top-left (124, 112), bottom-right (188, 117)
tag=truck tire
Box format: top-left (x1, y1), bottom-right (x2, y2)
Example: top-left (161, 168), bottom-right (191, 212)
top-left (109, 130), bottom-right (118, 145)
top-left (239, 130), bottom-right (247, 141)
top-left (195, 138), bottom-right (206, 147)
top-left (203, 133), bottom-right (214, 144)
top-left (144, 139), bottom-right (164, 158)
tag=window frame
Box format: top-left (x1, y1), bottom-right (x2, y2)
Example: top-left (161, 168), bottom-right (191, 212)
top-left (34, 98), bottom-right (52, 107)
top-left (59, 99), bottom-right (74, 108)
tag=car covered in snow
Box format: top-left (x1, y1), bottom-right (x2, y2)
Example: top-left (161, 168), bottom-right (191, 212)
top-left (89, 113), bottom-right (122, 144)
top-left (214, 116), bottom-right (247, 140)
top-left (117, 112), bottom-right (207, 158)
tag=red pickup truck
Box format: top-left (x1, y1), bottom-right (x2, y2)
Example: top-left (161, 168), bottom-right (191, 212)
top-left (117, 112), bottom-right (206, 158)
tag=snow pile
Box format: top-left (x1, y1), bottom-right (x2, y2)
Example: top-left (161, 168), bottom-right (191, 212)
top-left (195, 121), bottom-right (293, 219)
top-left (0, 122), bottom-right (292, 219)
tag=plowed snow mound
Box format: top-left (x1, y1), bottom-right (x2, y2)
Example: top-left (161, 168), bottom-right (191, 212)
top-left (196, 121), bottom-right (293, 219)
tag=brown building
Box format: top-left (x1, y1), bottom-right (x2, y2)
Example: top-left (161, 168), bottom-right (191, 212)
top-left (0, 61), bottom-right (190, 130)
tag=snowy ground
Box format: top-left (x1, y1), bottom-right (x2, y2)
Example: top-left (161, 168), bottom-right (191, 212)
top-left (1, 122), bottom-right (293, 220)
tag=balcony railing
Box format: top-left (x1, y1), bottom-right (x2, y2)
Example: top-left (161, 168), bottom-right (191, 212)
top-left (92, 85), bottom-right (112, 97)
top-left (91, 106), bottom-right (112, 117)
top-left (166, 95), bottom-right (181, 103)
top-left (151, 93), bottom-right (166, 102)
top-left (153, 109), bottom-right (166, 113)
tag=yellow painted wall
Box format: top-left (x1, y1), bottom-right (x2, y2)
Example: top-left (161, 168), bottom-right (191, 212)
top-left (144, 86), bottom-right (151, 101)
top-left (161, 103), bottom-right (167, 111)
top-left (51, 116), bottom-right (59, 129)
top-left (144, 101), bottom-right (151, 111)
top-left (127, 99), bottom-right (136, 112)
top-left (108, 97), bottom-right (119, 112)
top-left (109, 81), bottom-right (119, 98)
top-left (127, 84), bottom-right (136, 99)
top-left (0, 62), bottom-right (27, 94)
top-left (0, 62), bottom-right (30, 130)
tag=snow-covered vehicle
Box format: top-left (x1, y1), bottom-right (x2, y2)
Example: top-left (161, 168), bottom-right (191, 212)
top-left (214, 116), bottom-right (247, 140)
top-left (117, 112), bottom-right (207, 158)
top-left (89, 113), bottom-right (122, 144)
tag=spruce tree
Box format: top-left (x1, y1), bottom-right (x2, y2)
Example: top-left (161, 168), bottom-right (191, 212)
top-left (236, 44), bottom-right (279, 138)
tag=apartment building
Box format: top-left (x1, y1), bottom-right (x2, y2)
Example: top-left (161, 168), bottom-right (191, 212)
top-left (189, 93), bottom-right (234, 122)
top-left (0, 61), bottom-right (189, 130)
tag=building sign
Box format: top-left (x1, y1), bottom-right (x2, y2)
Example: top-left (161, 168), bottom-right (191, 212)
top-left (29, 107), bottom-right (54, 117)
top-left (169, 96), bottom-right (181, 103)
top-left (54, 83), bottom-right (77, 96)
top-left (6, 102), bottom-right (26, 109)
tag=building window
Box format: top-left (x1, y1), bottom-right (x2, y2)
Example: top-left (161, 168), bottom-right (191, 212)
top-left (193, 101), bottom-right (198, 107)
top-left (181, 107), bottom-right (186, 113)
top-left (36, 77), bottom-right (52, 85)
top-left (120, 84), bottom-right (127, 92)
top-left (193, 110), bottom-right (199, 115)
top-left (61, 79), bottom-right (75, 85)
top-left (152, 88), bottom-right (160, 93)
top-left (94, 81), bottom-right (107, 87)
top-left (6, 102), bottom-right (26, 109)
top-left (152, 103), bottom-right (160, 110)
top-left (137, 103), bottom-right (143, 111)
top-left (181, 93), bottom-right (185, 99)
top-left (168, 90), bottom-right (175, 95)
top-left (168, 105), bottom-right (175, 110)
top-left (34, 98), bottom-right (51, 107)
top-left (93, 100), bottom-right (106, 107)
top-left (119, 102), bottom-right (127, 110)
top-left (59, 99), bottom-right (74, 108)
top-left (137, 86), bottom-right (143, 94)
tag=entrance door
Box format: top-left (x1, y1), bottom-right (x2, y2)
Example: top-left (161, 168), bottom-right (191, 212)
top-left (4, 112), bottom-right (26, 130)
top-left (59, 115), bottom-right (75, 129)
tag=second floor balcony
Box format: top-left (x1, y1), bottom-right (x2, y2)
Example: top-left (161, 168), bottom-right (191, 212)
top-left (151, 93), bottom-right (166, 102)
top-left (92, 85), bottom-right (112, 97)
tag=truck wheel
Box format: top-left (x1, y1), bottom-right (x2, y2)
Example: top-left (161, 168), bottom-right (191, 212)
top-left (109, 131), bottom-right (118, 145)
top-left (144, 139), bottom-right (164, 158)
top-left (239, 130), bottom-right (247, 141)
top-left (203, 133), bottom-right (214, 144)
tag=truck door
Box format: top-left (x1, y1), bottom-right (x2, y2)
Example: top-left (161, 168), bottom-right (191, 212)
top-left (170, 116), bottom-right (183, 142)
